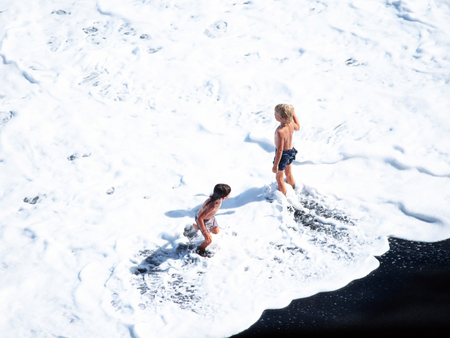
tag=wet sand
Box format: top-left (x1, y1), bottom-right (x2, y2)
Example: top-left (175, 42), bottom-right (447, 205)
top-left (232, 237), bottom-right (450, 337)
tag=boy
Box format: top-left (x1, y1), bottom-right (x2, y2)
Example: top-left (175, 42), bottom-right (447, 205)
top-left (272, 104), bottom-right (300, 195)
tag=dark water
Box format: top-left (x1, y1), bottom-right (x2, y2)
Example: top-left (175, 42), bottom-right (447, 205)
top-left (231, 237), bottom-right (450, 337)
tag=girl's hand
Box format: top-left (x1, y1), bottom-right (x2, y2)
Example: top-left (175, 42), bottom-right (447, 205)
top-left (202, 231), bottom-right (212, 244)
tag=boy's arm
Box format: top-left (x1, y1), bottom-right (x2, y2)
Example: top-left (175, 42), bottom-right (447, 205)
top-left (292, 109), bottom-right (300, 131)
top-left (272, 130), bottom-right (284, 173)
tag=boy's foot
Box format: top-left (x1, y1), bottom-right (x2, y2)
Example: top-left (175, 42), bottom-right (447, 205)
top-left (293, 183), bottom-right (304, 193)
top-left (183, 224), bottom-right (198, 238)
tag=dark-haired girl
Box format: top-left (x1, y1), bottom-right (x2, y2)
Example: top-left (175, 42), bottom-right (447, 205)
top-left (193, 183), bottom-right (231, 253)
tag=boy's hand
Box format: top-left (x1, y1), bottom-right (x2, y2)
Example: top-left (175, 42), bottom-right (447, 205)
top-left (272, 164), bottom-right (278, 173)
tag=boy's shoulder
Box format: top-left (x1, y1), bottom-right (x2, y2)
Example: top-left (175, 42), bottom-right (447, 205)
top-left (276, 124), bottom-right (291, 135)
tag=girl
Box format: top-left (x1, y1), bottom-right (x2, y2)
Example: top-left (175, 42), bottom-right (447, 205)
top-left (192, 184), bottom-right (231, 254)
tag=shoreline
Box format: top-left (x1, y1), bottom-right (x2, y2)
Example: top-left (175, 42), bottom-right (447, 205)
top-left (231, 237), bottom-right (450, 337)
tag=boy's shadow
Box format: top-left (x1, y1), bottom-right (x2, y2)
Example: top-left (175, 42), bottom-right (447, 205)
top-left (244, 133), bottom-right (275, 153)
top-left (164, 186), bottom-right (266, 219)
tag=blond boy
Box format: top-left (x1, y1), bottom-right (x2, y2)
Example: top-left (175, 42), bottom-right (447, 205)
top-left (272, 104), bottom-right (300, 195)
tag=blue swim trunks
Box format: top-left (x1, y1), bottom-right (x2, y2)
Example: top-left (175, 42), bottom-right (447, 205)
top-left (274, 147), bottom-right (298, 171)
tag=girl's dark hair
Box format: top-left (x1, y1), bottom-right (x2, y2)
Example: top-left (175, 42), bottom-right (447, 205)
top-left (207, 184), bottom-right (231, 205)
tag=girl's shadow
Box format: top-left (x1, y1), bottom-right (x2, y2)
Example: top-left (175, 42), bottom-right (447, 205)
top-left (164, 186), bottom-right (266, 219)
top-left (130, 242), bottom-right (199, 276)
top-left (132, 186), bottom-right (267, 275)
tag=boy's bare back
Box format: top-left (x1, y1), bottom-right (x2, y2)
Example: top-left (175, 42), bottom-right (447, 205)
top-left (274, 120), bottom-right (296, 151)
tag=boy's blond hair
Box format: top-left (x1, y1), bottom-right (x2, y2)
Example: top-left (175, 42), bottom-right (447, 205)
top-left (275, 104), bottom-right (294, 122)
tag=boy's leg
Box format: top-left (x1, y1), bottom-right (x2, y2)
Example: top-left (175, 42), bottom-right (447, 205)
top-left (285, 163), bottom-right (295, 188)
top-left (276, 171), bottom-right (287, 195)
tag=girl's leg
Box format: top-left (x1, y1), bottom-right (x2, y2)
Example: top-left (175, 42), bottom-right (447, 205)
top-left (199, 240), bottom-right (209, 251)
top-left (199, 228), bottom-right (218, 251)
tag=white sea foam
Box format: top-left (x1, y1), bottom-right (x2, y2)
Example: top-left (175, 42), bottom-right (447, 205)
top-left (1, 0), bottom-right (450, 337)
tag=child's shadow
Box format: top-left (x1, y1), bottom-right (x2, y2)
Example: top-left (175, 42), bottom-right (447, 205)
top-left (130, 243), bottom-right (197, 276)
top-left (164, 186), bottom-right (266, 219)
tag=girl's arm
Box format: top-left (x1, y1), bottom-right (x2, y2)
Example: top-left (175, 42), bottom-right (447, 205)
top-left (197, 206), bottom-right (214, 244)
top-left (196, 215), bottom-right (208, 235)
